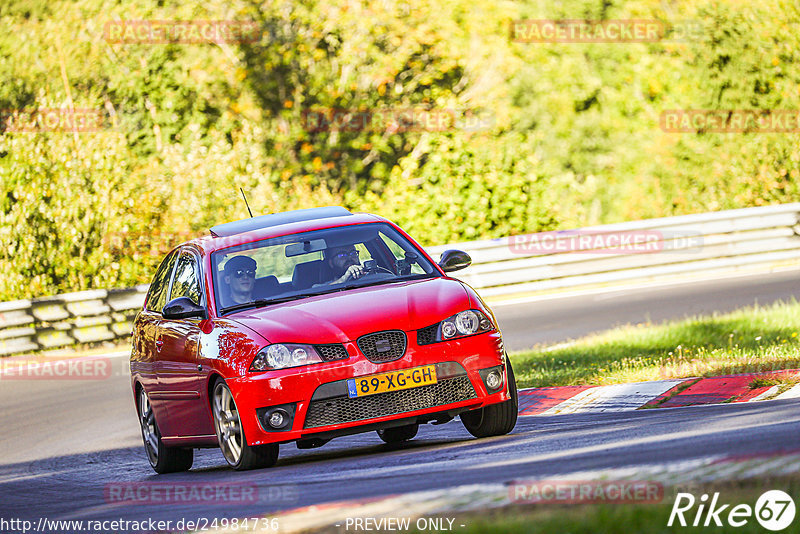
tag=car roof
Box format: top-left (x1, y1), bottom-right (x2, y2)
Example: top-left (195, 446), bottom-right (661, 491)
top-left (187, 207), bottom-right (388, 253)
top-left (210, 206), bottom-right (353, 237)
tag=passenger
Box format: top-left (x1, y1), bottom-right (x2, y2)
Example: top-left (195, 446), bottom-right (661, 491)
top-left (223, 255), bottom-right (257, 305)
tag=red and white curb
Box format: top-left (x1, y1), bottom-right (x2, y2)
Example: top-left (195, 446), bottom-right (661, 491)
top-left (518, 370), bottom-right (800, 416)
top-left (775, 383), bottom-right (800, 399)
top-left (537, 379), bottom-right (686, 415)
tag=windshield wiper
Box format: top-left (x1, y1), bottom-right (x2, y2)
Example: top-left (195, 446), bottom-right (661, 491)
top-left (220, 299), bottom-right (276, 314)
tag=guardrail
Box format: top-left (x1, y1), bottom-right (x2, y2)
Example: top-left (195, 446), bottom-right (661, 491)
top-left (427, 203), bottom-right (800, 297)
top-left (0, 286), bottom-right (149, 356)
top-left (2, 204), bottom-right (800, 356)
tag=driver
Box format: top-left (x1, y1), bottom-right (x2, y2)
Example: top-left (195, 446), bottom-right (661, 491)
top-left (223, 255), bottom-right (257, 305)
top-left (319, 245), bottom-right (365, 285)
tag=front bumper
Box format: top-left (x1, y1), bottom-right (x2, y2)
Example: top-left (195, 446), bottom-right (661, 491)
top-left (228, 330), bottom-right (509, 446)
top-left (303, 361), bottom-right (477, 429)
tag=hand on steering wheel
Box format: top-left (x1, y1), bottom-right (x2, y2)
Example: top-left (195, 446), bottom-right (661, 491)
top-left (340, 264), bottom-right (365, 282)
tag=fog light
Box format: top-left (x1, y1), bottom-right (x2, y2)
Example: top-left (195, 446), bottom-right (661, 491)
top-left (268, 409), bottom-right (288, 428)
top-left (486, 370), bottom-right (503, 390)
top-left (256, 403), bottom-right (296, 432)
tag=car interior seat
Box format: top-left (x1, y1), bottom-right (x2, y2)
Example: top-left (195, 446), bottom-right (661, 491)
top-left (254, 275), bottom-right (279, 299)
top-left (292, 260), bottom-right (324, 289)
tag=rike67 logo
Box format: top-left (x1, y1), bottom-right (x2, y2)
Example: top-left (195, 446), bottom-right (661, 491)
top-left (669, 490), bottom-right (796, 531)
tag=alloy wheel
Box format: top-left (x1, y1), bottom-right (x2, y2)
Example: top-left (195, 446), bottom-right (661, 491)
top-left (139, 388), bottom-right (159, 466)
top-left (213, 383), bottom-right (244, 465)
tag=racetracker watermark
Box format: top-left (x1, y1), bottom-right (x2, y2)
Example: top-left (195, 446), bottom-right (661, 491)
top-left (104, 482), bottom-right (298, 506)
top-left (0, 357), bottom-right (111, 380)
top-left (510, 19), bottom-right (702, 43)
top-left (301, 107), bottom-right (495, 133)
top-left (0, 517), bottom-right (280, 533)
top-left (510, 480), bottom-right (664, 504)
top-left (0, 108), bottom-right (104, 133)
top-left (661, 109), bottom-right (800, 133)
top-left (104, 228), bottom-right (322, 257)
top-left (104, 20), bottom-right (261, 44)
top-left (508, 230), bottom-right (703, 254)
top-left (103, 230), bottom-right (199, 257)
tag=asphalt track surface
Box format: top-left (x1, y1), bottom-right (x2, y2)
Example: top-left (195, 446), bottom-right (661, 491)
top-left (3, 270), bottom-right (800, 530)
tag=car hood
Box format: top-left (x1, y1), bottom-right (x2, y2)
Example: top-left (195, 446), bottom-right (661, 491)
top-left (227, 277), bottom-right (469, 344)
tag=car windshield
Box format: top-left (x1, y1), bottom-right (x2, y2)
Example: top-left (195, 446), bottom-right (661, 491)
top-left (212, 222), bottom-right (438, 314)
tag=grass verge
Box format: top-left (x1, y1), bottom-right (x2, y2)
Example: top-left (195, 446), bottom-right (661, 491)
top-left (508, 299), bottom-right (800, 388)
top-left (415, 476), bottom-right (800, 534)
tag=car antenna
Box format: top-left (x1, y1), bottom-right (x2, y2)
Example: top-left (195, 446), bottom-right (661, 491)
top-left (240, 188), bottom-right (254, 218)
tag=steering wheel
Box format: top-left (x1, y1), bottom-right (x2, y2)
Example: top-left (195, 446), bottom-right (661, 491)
top-left (362, 260), bottom-right (395, 276)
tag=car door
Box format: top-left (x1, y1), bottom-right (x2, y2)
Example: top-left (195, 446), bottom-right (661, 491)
top-left (155, 248), bottom-right (214, 438)
top-left (133, 249), bottom-right (179, 427)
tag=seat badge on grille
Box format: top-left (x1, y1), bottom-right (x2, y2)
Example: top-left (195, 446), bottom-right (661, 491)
top-left (357, 330), bottom-right (406, 363)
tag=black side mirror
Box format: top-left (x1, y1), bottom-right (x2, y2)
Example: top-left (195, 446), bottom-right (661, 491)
top-left (163, 297), bottom-right (207, 320)
top-left (438, 249), bottom-right (472, 272)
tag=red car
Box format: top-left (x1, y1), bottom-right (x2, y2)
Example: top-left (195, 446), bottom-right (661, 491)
top-left (131, 207), bottom-right (517, 473)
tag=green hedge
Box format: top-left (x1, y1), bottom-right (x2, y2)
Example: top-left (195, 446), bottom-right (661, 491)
top-left (2, 0), bottom-right (800, 300)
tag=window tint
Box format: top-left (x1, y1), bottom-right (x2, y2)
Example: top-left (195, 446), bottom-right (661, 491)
top-left (379, 232), bottom-right (425, 274)
top-left (211, 223), bottom-right (437, 314)
top-left (170, 251), bottom-right (203, 305)
top-left (145, 251), bottom-right (178, 313)
top-left (217, 247), bottom-right (323, 284)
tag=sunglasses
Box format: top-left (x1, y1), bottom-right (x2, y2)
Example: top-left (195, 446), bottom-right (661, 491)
top-left (234, 269), bottom-right (256, 278)
top-left (335, 250), bottom-right (359, 259)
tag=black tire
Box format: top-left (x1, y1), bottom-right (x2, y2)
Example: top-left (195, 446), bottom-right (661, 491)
top-left (212, 379), bottom-right (279, 471)
top-left (377, 423), bottom-right (419, 443)
top-left (138, 387), bottom-right (194, 474)
top-left (461, 358), bottom-right (518, 438)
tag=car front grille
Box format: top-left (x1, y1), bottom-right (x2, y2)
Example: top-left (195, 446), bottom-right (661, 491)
top-left (357, 330), bottom-right (407, 363)
top-left (304, 375), bottom-right (477, 428)
top-left (314, 344), bottom-right (349, 362)
top-left (416, 324), bottom-right (439, 346)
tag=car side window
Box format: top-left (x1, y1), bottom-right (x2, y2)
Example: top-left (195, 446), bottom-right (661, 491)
top-left (170, 251), bottom-right (203, 305)
top-left (145, 250), bottom-right (178, 313)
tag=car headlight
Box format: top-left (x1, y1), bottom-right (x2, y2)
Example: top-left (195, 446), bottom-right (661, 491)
top-left (419, 309), bottom-right (495, 344)
top-left (250, 343), bottom-right (324, 371)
